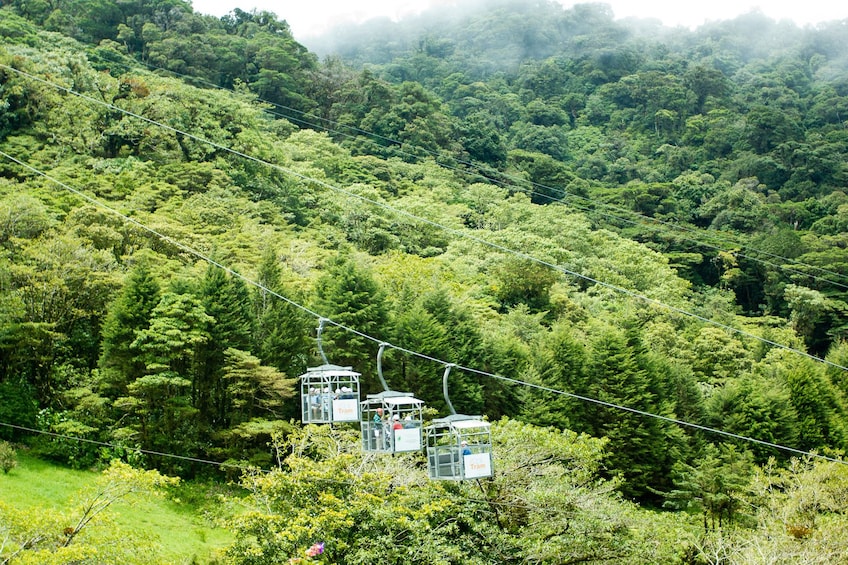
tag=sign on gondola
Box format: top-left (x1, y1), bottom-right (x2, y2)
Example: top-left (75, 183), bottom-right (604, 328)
top-left (425, 414), bottom-right (493, 480)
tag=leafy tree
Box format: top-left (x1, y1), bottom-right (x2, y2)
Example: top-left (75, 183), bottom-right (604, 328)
top-left (4, 231), bottom-right (119, 403)
top-left (211, 348), bottom-right (296, 467)
top-left (336, 184), bottom-right (401, 255)
top-left (486, 418), bottom-right (689, 564)
top-left (221, 348), bottom-right (295, 425)
top-left (0, 244), bottom-right (34, 404)
top-left (119, 372), bottom-right (198, 473)
top-left (689, 326), bottom-right (753, 384)
top-left (683, 64), bottom-right (729, 113)
top-left (697, 179), bottom-right (769, 233)
top-left (507, 149), bottom-right (573, 203)
top-left (456, 110), bottom-right (507, 165)
top-left (221, 420), bottom-right (692, 565)
top-left (358, 81), bottom-right (457, 158)
top-left (612, 71), bottom-right (693, 135)
top-left (744, 104), bottom-right (803, 153)
top-left (784, 284), bottom-right (832, 352)
top-left (663, 443), bottom-right (755, 533)
top-left (62, 460), bottom-right (179, 546)
top-left (326, 69), bottom-right (395, 132)
top-left (490, 256), bottom-right (558, 313)
top-left (508, 123), bottom-right (570, 161)
top-left (222, 425), bottom-right (476, 565)
top-left (0, 320), bottom-right (63, 408)
top-left (0, 192), bottom-right (56, 247)
top-left (703, 457), bottom-right (848, 562)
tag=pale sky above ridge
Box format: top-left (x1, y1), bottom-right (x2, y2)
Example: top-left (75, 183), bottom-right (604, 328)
top-left (190, 0), bottom-right (848, 40)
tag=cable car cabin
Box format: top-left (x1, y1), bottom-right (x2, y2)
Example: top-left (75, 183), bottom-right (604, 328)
top-left (360, 391), bottom-right (425, 454)
top-left (299, 364), bottom-right (360, 424)
top-left (425, 415), bottom-right (493, 480)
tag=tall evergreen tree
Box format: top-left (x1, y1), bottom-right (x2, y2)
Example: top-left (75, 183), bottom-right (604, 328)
top-left (824, 340), bottom-right (848, 399)
top-left (583, 324), bottom-right (682, 500)
top-left (663, 443), bottom-right (755, 534)
top-left (392, 304), bottom-right (451, 411)
top-left (252, 250), bottom-right (312, 385)
top-left (98, 260), bottom-right (161, 397)
top-left (116, 287), bottom-right (212, 469)
top-left (780, 356), bottom-right (847, 453)
top-left (705, 375), bottom-right (800, 464)
top-left (196, 266), bottom-right (253, 433)
top-left (312, 256), bottom-right (390, 391)
top-left (420, 290), bottom-right (485, 414)
top-left (525, 321), bottom-right (588, 430)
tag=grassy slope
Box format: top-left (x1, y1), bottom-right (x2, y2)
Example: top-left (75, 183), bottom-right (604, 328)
top-left (0, 452), bottom-right (233, 564)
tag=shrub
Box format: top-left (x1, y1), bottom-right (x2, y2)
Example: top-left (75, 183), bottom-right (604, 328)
top-left (0, 440), bottom-right (18, 474)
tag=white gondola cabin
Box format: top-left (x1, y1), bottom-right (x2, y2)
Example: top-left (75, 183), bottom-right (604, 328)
top-left (360, 391), bottom-right (425, 454)
top-left (425, 414), bottom-right (493, 480)
top-left (299, 364), bottom-right (360, 424)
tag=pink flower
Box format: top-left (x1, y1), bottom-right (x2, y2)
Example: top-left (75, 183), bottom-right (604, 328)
top-left (305, 542), bottom-right (325, 557)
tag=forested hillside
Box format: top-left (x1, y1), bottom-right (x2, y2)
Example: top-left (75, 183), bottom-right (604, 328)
top-left (312, 1), bottom-right (848, 353)
top-left (1, 1), bottom-right (848, 562)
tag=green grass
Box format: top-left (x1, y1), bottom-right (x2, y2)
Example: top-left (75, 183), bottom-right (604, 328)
top-left (0, 452), bottom-right (234, 564)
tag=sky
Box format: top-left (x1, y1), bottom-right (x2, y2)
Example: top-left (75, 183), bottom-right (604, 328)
top-left (189, 0), bottom-right (848, 40)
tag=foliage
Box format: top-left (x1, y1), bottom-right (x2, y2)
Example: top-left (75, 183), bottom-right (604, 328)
top-left (221, 420), bottom-right (694, 564)
top-left (663, 443), bottom-right (756, 533)
top-left (691, 457), bottom-right (848, 563)
top-left (98, 259), bottom-right (161, 396)
top-left (1, 453), bottom-right (233, 563)
top-left (311, 255), bottom-right (390, 391)
top-left (0, 440), bottom-right (17, 474)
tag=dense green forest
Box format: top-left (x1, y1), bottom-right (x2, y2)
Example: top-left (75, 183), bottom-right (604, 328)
top-left (1, 0), bottom-right (848, 562)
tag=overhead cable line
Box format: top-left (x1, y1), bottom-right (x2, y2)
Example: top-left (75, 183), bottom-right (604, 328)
top-left (0, 421), bottom-right (270, 473)
top-left (1, 149), bottom-right (846, 468)
top-left (1, 61), bottom-right (846, 374)
top-left (0, 419), bottom-right (645, 518)
top-left (137, 61), bottom-right (848, 288)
